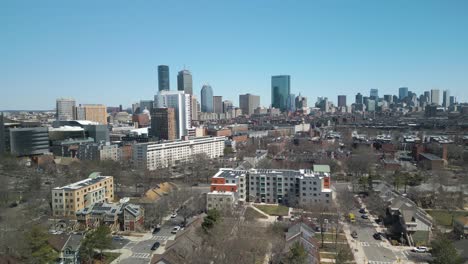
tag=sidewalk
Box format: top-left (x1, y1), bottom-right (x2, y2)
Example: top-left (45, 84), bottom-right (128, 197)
top-left (341, 221), bottom-right (367, 264)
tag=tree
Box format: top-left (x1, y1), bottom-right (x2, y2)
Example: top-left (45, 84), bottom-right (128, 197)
top-left (334, 244), bottom-right (353, 264)
top-left (286, 242), bottom-right (307, 264)
top-left (431, 234), bottom-right (463, 264)
top-left (79, 225), bottom-right (112, 262)
top-left (202, 209), bottom-right (221, 231)
top-left (26, 226), bottom-right (58, 264)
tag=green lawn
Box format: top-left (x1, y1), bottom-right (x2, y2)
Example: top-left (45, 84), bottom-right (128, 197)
top-left (253, 204), bottom-right (289, 216)
top-left (319, 252), bottom-right (337, 259)
top-left (321, 233), bottom-right (347, 242)
top-left (426, 210), bottom-right (468, 227)
top-left (244, 207), bottom-right (268, 220)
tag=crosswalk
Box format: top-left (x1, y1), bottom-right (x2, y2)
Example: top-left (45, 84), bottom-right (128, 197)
top-left (368, 261), bottom-right (393, 264)
top-left (132, 252), bottom-right (151, 259)
top-left (359, 241), bottom-right (370, 247)
top-left (123, 241), bottom-right (137, 249)
top-left (359, 241), bottom-right (384, 247)
top-left (152, 235), bottom-right (170, 241)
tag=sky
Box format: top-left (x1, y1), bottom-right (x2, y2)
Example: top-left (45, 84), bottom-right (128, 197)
top-left (1, 0), bottom-right (468, 110)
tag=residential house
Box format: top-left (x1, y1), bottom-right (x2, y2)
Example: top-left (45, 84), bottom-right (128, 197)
top-left (48, 234), bottom-right (82, 264)
top-left (285, 223), bottom-right (320, 264)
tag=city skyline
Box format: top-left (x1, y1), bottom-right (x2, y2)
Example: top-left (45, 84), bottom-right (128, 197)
top-left (2, 0), bottom-right (468, 110)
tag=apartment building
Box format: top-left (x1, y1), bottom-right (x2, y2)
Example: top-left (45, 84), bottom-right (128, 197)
top-left (51, 172), bottom-right (114, 217)
top-left (207, 167), bottom-right (332, 208)
top-left (78, 143), bottom-right (120, 161)
top-left (132, 136), bottom-right (225, 170)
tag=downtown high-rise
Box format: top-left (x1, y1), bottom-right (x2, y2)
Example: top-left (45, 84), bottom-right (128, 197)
top-left (239, 93), bottom-right (260, 115)
top-left (201, 84), bottom-right (214, 113)
top-left (158, 65), bottom-right (170, 91)
top-left (177, 69), bottom-right (193, 95)
top-left (56, 98), bottom-right (76, 121)
top-left (271, 75), bottom-right (290, 111)
top-left (154, 90), bottom-right (191, 138)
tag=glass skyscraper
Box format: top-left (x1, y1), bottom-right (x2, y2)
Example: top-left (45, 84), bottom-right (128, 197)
top-left (201, 84), bottom-right (214, 113)
top-left (399, 87), bottom-right (408, 100)
top-left (271, 75), bottom-right (290, 111)
top-left (370, 88), bottom-right (378, 100)
top-left (177, 69), bottom-right (193, 95)
top-left (158, 65), bottom-right (170, 91)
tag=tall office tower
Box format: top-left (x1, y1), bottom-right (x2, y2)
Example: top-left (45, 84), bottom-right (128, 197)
top-left (399, 87), bottom-right (409, 100)
top-left (370, 89), bottom-right (378, 99)
top-left (271, 75), bottom-right (291, 111)
top-left (158, 65), bottom-right (170, 91)
top-left (177, 69), bottom-right (193, 95)
top-left (287, 94), bottom-right (296, 112)
top-left (355, 93), bottom-right (363, 104)
top-left (191, 95), bottom-right (199, 121)
top-left (56, 98), bottom-right (76, 121)
top-left (295, 94), bottom-right (307, 109)
top-left (155, 90), bottom-right (191, 138)
top-left (0, 113), bottom-right (5, 154)
top-left (442, 90), bottom-right (450, 108)
top-left (431, 89), bottom-right (440, 105)
top-left (76, 104), bottom-right (108, 124)
top-left (222, 100), bottom-right (233, 113)
top-left (213, 96), bottom-right (223, 114)
top-left (239, 93), bottom-right (260, 115)
top-left (424, 91), bottom-right (431, 102)
top-left (449, 96), bottom-right (456, 106)
top-left (366, 99), bottom-right (376, 112)
top-left (201, 84), bottom-right (214, 112)
top-left (151, 108), bottom-right (176, 140)
top-left (383, 95), bottom-right (393, 103)
top-left (337, 95), bottom-right (347, 107)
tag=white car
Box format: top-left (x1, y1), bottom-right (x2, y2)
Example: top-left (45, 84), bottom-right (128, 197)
top-left (170, 213), bottom-right (177, 218)
top-left (171, 226), bottom-right (181, 234)
top-left (412, 246), bottom-right (428, 253)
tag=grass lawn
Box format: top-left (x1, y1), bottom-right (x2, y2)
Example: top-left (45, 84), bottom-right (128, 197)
top-left (253, 204), bottom-right (289, 216)
top-left (244, 207), bottom-right (268, 220)
top-left (319, 252), bottom-right (337, 259)
top-left (94, 252), bottom-right (121, 264)
top-left (321, 233), bottom-right (347, 242)
top-left (426, 210), bottom-right (468, 227)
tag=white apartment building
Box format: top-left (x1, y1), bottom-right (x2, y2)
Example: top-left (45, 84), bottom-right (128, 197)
top-left (132, 136), bottom-right (225, 170)
top-left (206, 191), bottom-right (237, 212)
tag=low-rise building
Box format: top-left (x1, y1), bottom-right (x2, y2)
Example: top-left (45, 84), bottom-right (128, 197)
top-left (286, 223), bottom-right (320, 264)
top-left (132, 136), bottom-right (225, 170)
top-left (454, 216), bottom-right (468, 239)
top-left (48, 234), bottom-right (82, 264)
top-left (52, 172), bottom-right (114, 217)
top-left (419, 153), bottom-right (445, 170)
top-left (206, 191), bottom-right (237, 212)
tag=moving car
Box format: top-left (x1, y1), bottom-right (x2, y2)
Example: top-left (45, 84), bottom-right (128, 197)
top-left (359, 208), bottom-right (367, 214)
top-left (351, 231), bottom-right (358, 238)
top-left (171, 226), bottom-right (181, 234)
top-left (152, 226), bottom-right (161, 234)
top-left (171, 213), bottom-right (177, 218)
top-left (151, 241), bottom-right (160, 250)
top-left (361, 214), bottom-right (369, 219)
top-left (373, 232), bottom-right (382, 240)
top-left (412, 246), bottom-right (428, 253)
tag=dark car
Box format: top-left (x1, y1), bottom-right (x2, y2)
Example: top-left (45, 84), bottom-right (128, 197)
top-left (373, 232), bottom-right (382, 240)
top-left (152, 226), bottom-right (161, 234)
top-left (351, 231), bottom-right (358, 238)
top-left (359, 208), bottom-right (366, 214)
top-left (361, 214), bottom-right (369, 219)
top-left (151, 241), bottom-right (160, 250)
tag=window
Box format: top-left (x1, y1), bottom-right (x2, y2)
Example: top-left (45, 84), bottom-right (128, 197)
top-left (302, 187), bottom-right (306, 190)
top-left (302, 193), bottom-right (306, 196)
top-left (325, 194), bottom-right (329, 197)
top-left (313, 188), bottom-right (317, 191)
top-left (313, 182), bottom-right (317, 185)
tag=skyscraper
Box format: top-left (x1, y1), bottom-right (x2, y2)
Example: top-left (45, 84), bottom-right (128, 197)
top-left (287, 94), bottom-right (296, 112)
top-left (213, 96), bottom-right (223, 114)
top-left (449, 96), bottom-right (456, 106)
top-left (151, 108), bottom-right (176, 140)
top-left (177, 69), bottom-right (193, 95)
top-left (295, 94), bottom-right (307, 109)
top-left (399, 87), bottom-right (408, 100)
top-left (383, 95), bottom-right (393, 103)
top-left (431, 89), bottom-right (440, 105)
top-left (76, 104), bottom-right (108, 124)
top-left (442, 90), bottom-right (450, 108)
top-left (155, 90), bottom-right (191, 138)
top-left (56, 98), bottom-right (76, 121)
top-left (424, 91), bottom-right (431, 102)
top-left (158, 65), bottom-right (170, 91)
top-left (191, 95), bottom-right (199, 121)
top-left (355, 93), bottom-right (363, 104)
top-left (239, 94), bottom-right (260, 115)
top-left (201, 84), bottom-right (214, 113)
top-left (337, 95), bottom-right (347, 107)
top-left (222, 100), bottom-right (233, 113)
top-left (271, 75), bottom-right (290, 111)
top-left (370, 89), bottom-right (378, 99)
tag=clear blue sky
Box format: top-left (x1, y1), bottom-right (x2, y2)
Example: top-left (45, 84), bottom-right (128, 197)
top-left (1, 0), bottom-right (467, 110)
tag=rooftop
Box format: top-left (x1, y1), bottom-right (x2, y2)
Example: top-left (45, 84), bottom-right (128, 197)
top-left (54, 172), bottom-right (111, 190)
top-left (419, 153), bottom-right (444, 161)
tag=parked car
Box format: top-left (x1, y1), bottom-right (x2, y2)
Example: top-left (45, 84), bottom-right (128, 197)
top-left (112, 236), bottom-right (124, 241)
top-left (412, 246), bottom-right (428, 253)
top-left (351, 231), bottom-right (358, 238)
top-left (151, 241), bottom-right (160, 250)
top-left (361, 214), bottom-right (369, 219)
top-left (171, 213), bottom-right (177, 218)
top-left (373, 233), bottom-right (382, 240)
top-left (153, 226), bottom-right (161, 234)
top-left (171, 226), bottom-right (181, 234)
top-left (359, 208), bottom-right (367, 214)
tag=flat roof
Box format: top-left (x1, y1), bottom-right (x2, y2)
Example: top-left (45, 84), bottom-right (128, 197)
top-left (419, 153), bottom-right (443, 161)
top-left (54, 172), bottom-right (111, 190)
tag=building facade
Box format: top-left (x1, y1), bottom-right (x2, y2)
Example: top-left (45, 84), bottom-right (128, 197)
top-left (431, 89), bottom-right (440, 105)
top-left (151, 107), bottom-right (176, 140)
top-left (52, 172), bottom-right (114, 217)
top-left (158, 65), bottom-right (170, 91)
top-left (177, 69), bottom-right (193, 95)
top-left (132, 136), bottom-right (225, 170)
top-left (239, 93), bottom-right (260, 116)
top-left (337, 95), bottom-right (347, 107)
top-left (76, 104), bottom-right (107, 124)
top-left (56, 98), bottom-right (76, 121)
top-left (9, 127), bottom-right (49, 156)
top-left (213, 96), bottom-right (223, 114)
top-left (271, 75), bottom-right (291, 111)
top-left (201, 84), bottom-right (214, 113)
top-left (154, 90), bottom-right (192, 139)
